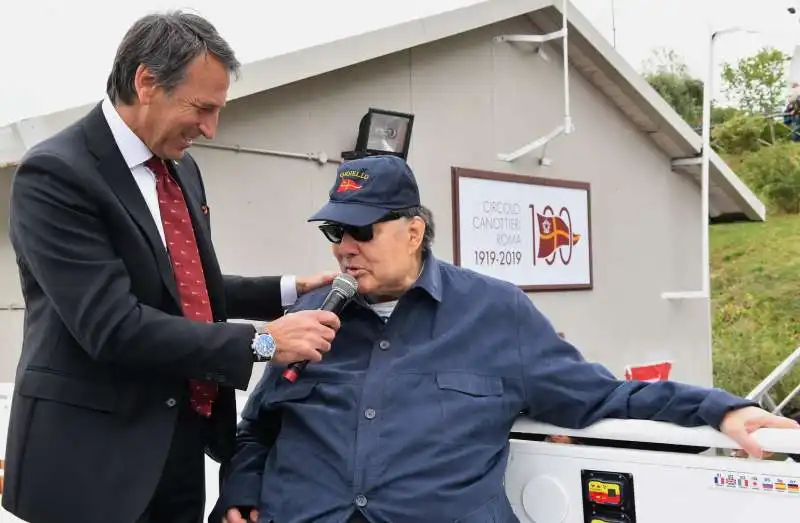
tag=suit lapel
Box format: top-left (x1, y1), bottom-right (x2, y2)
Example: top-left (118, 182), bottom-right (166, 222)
top-left (81, 105), bottom-right (181, 307)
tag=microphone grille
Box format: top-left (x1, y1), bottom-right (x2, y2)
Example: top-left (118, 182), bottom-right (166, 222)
top-left (332, 273), bottom-right (359, 298)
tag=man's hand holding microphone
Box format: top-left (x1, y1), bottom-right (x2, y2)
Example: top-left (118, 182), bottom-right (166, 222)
top-left (263, 309), bottom-right (341, 364)
top-left (259, 269), bottom-right (341, 365)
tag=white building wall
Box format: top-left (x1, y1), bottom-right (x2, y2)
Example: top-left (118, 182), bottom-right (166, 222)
top-left (0, 16), bottom-right (710, 389)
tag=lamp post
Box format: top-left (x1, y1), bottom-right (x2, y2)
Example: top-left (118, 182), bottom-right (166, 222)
top-left (699, 26), bottom-right (759, 297)
top-left (663, 25), bottom-right (759, 370)
top-left (663, 25), bottom-right (760, 303)
top-left (699, 26), bottom-right (758, 368)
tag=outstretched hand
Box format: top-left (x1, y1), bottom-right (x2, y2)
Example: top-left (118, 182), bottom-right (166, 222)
top-left (719, 406), bottom-right (799, 459)
top-left (296, 271), bottom-right (338, 295)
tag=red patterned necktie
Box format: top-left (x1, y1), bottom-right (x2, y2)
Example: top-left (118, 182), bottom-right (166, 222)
top-left (145, 156), bottom-right (218, 418)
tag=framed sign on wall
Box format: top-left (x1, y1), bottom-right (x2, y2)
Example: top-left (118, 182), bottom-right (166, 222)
top-left (451, 167), bottom-right (593, 291)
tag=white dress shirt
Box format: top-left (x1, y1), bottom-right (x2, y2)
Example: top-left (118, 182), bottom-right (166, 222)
top-left (100, 97), bottom-right (297, 307)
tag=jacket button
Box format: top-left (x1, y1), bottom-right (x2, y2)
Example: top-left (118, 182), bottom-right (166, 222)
top-left (165, 398), bottom-right (177, 408)
top-left (355, 494), bottom-right (367, 507)
top-left (378, 340), bottom-right (390, 350)
top-left (364, 408), bottom-right (376, 419)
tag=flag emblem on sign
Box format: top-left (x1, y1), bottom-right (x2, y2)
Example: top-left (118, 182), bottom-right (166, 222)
top-left (531, 205), bottom-right (581, 266)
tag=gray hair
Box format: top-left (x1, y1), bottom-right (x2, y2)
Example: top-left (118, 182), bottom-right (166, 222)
top-left (106, 10), bottom-right (241, 105)
top-left (396, 205), bottom-right (435, 251)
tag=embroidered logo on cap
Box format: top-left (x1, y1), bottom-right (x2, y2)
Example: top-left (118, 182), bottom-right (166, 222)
top-left (336, 179), bottom-right (363, 192)
top-left (335, 168), bottom-right (369, 192)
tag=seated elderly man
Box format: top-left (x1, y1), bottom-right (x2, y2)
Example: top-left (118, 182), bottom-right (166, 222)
top-left (216, 155), bottom-right (798, 523)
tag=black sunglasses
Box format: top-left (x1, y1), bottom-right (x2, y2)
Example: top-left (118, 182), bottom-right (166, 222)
top-left (319, 212), bottom-right (403, 244)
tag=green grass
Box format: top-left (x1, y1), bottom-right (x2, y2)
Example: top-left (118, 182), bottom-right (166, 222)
top-left (711, 214), bottom-right (800, 414)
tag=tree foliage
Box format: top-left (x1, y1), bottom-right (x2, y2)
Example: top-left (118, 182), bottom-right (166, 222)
top-left (642, 48), bottom-right (704, 128)
top-left (712, 114), bottom-right (791, 155)
top-left (720, 47), bottom-right (791, 116)
top-left (641, 45), bottom-right (800, 215)
top-left (641, 48), bottom-right (744, 131)
top-left (646, 72), bottom-right (704, 128)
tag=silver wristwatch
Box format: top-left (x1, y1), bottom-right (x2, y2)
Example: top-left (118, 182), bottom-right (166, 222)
top-left (251, 326), bottom-right (277, 362)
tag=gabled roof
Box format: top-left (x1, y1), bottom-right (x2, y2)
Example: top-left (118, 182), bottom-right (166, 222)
top-left (0, 0), bottom-right (765, 221)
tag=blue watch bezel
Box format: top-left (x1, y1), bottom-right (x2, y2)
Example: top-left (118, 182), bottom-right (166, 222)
top-left (252, 331), bottom-right (276, 361)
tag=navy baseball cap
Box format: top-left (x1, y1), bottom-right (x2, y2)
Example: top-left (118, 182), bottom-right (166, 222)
top-left (308, 155), bottom-right (420, 227)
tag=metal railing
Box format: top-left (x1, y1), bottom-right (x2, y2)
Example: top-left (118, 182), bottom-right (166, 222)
top-left (745, 346), bottom-right (800, 417)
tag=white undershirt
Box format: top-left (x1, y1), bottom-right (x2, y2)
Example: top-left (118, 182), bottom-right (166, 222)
top-left (369, 300), bottom-right (398, 321)
top-left (367, 264), bottom-right (425, 320)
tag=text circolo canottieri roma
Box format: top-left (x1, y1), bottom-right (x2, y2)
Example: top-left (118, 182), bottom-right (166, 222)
top-left (471, 200), bottom-right (523, 266)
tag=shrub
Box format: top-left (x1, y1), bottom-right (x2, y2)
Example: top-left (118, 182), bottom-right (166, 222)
top-left (738, 142), bottom-right (800, 214)
top-left (712, 114), bottom-right (791, 155)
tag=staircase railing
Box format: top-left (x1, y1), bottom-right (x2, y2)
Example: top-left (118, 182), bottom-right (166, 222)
top-left (745, 346), bottom-right (800, 417)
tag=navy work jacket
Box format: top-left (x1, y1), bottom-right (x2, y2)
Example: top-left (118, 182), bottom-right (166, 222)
top-left (217, 252), bottom-right (752, 523)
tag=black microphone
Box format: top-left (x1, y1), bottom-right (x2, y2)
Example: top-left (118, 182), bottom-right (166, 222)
top-left (282, 273), bottom-right (358, 383)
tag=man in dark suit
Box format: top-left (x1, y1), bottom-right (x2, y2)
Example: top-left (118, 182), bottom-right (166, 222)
top-left (2, 11), bottom-right (339, 523)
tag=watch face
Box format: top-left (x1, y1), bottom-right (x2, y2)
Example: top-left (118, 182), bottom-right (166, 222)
top-left (254, 334), bottom-right (275, 358)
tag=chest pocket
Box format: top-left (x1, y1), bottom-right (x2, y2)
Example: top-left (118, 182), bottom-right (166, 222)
top-left (261, 379), bottom-right (319, 449)
top-left (436, 372), bottom-right (504, 430)
top-left (265, 379), bottom-right (318, 408)
top-left (436, 372), bottom-right (503, 397)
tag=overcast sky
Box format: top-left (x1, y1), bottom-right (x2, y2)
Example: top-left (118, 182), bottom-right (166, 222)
top-left (578, 0), bottom-right (800, 80)
top-left (2, 0), bottom-right (799, 127)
